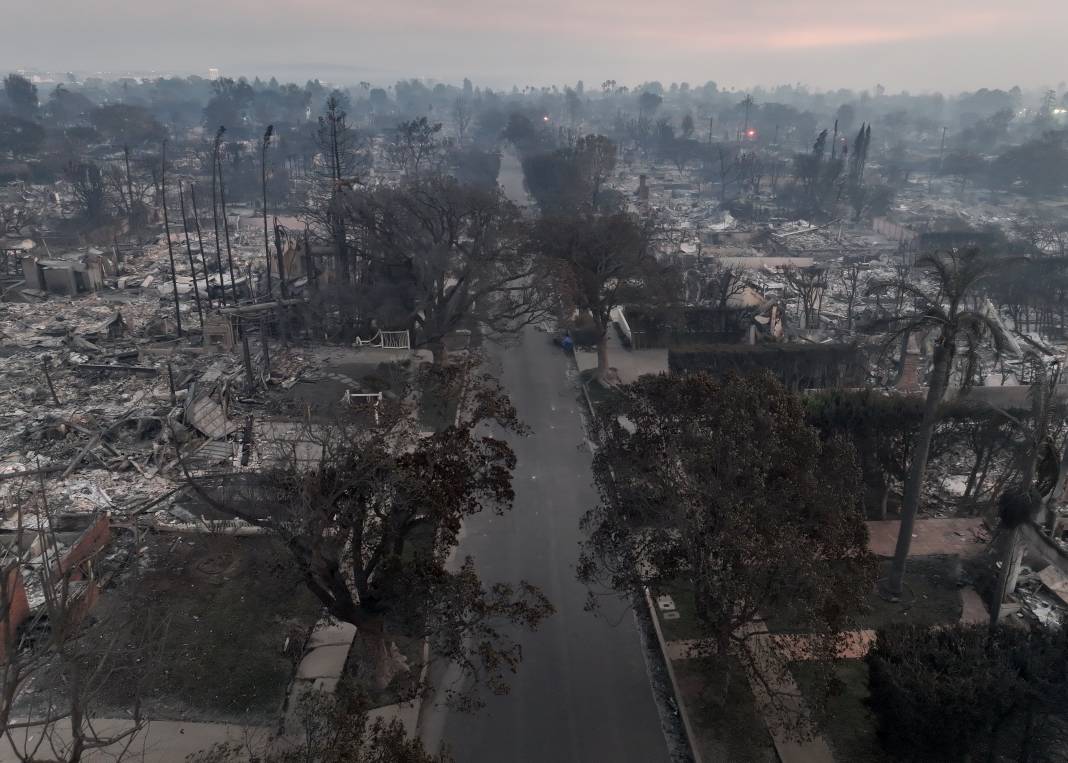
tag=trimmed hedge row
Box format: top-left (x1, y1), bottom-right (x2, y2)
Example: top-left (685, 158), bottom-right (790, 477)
top-left (668, 342), bottom-right (867, 390)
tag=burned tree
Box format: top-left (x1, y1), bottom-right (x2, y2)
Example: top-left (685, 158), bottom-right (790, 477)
top-left (387, 117), bottom-right (446, 175)
top-left (837, 258), bottom-right (868, 330)
top-left (304, 94), bottom-right (371, 294)
top-left (782, 264), bottom-right (828, 329)
top-left (452, 95), bottom-right (473, 147)
top-left (63, 161), bottom-right (111, 226)
top-left (1, 475), bottom-right (166, 762)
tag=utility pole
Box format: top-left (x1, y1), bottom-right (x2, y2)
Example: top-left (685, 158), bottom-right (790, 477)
top-left (273, 217), bottom-right (289, 345)
top-left (189, 184), bottom-right (212, 309)
top-left (177, 183), bottom-right (204, 330)
top-left (211, 127), bottom-right (228, 306)
top-left (160, 140), bottom-right (183, 337)
top-left (937, 125), bottom-right (947, 175)
top-left (273, 216), bottom-right (287, 299)
top-left (217, 137), bottom-right (239, 303)
top-left (261, 125), bottom-right (274, 299)
top-left (930, 126), bottom-right (947, 193)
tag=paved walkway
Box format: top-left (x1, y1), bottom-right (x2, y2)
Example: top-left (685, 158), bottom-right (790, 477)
top-left (866, 517), bottom-right (989, 558)
top-left (959, 586), bottom-right (990, 625)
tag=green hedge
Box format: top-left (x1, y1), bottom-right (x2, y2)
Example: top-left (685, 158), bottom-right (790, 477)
top-left (668, 342), bottom-right (867, 390)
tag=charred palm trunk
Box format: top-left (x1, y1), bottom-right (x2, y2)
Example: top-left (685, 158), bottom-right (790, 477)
top-left (887, 339), bottom-right (953, 596)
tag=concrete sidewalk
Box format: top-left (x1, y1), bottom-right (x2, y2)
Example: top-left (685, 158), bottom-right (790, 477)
top-left (866, 518), bottom-right (989, 558)
top-left (572, 328), bottom-right (668, 384)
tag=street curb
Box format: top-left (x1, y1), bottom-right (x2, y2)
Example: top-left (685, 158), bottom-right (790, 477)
top-left (577, 372), bottom-right (701, 763)
top-left (643, 588), bottom-right (703, 763)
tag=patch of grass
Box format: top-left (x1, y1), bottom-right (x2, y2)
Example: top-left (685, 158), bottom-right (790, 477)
top-left (764, 555), bottom-right (964, 634)
top-left (578, 368), bottom-right (622, 411)
top-left (860, 555), bottom-right (963, 630)
top-left (354, 361), bottom-right (412, 398)
top-left (792, 660), bottom-right (890, 763)
top-left (652, 582), bottom-right (708, 643)
top-left (673, 656), bottom-right (777, 762)
top-left (89, 534), bottom-right (321, 723)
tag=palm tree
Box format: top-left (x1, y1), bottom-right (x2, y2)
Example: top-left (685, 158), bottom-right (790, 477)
top-left (873, 248), bottom-right (1004, 597)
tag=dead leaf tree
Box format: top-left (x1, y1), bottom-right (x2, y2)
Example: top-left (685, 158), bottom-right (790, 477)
top-left (782, 264), bottom-right (828, 329)
top-left (340, 174), bottom-right (551, 364)
top-left (387, 118), bottom-right (446, 176)
top-left (533, 210), bottom-right (677, 381)
top-left (1, 479), bottom-right (167, 763)
top-left (837, 258), bottom-right (868, 330)
top-left (180, 367), bottom-right (552, 705)
top-left (452, 96), bottom-right (472, 148)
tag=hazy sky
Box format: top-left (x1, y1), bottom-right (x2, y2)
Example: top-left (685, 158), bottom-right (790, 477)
top-left (4, 0), bottom-right (1066, 92)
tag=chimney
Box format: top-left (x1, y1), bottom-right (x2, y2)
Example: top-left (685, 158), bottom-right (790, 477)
top-left (637, 174), bottom-right (649, 202)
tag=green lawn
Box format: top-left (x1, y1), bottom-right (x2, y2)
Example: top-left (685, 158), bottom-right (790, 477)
top-left (792, 659), bottom-right (890, 763)
top-left (762, 555), bottom-right (963, 634)
top-left (652, 582), bottom-right (708, 643)
top-left (860, 555), bottom-right (963, 630)
top-left (578, 368), bottom-right (623, 410)
top-left (673, 656), bottom-right (777, 762)
top-left (88, 534), bottom-right (321, 723)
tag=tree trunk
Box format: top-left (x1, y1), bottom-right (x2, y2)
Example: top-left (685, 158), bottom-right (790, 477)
top-left (356, 614), bottom-right (410, 693)
top-left (596, 332), bottom-right (610, 375)
top-left (887, 341), bottom-right (952, 596)
top-left (992, 365), bottom-right (1052, 625)
top-left (431, 340), bottom-right (448, 366)
top-left (991, 528), bottom-right (1025, 625)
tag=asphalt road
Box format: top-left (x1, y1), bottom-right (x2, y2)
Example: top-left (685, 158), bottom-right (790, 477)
top-left (424, 328), bottom-right (670, 762)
